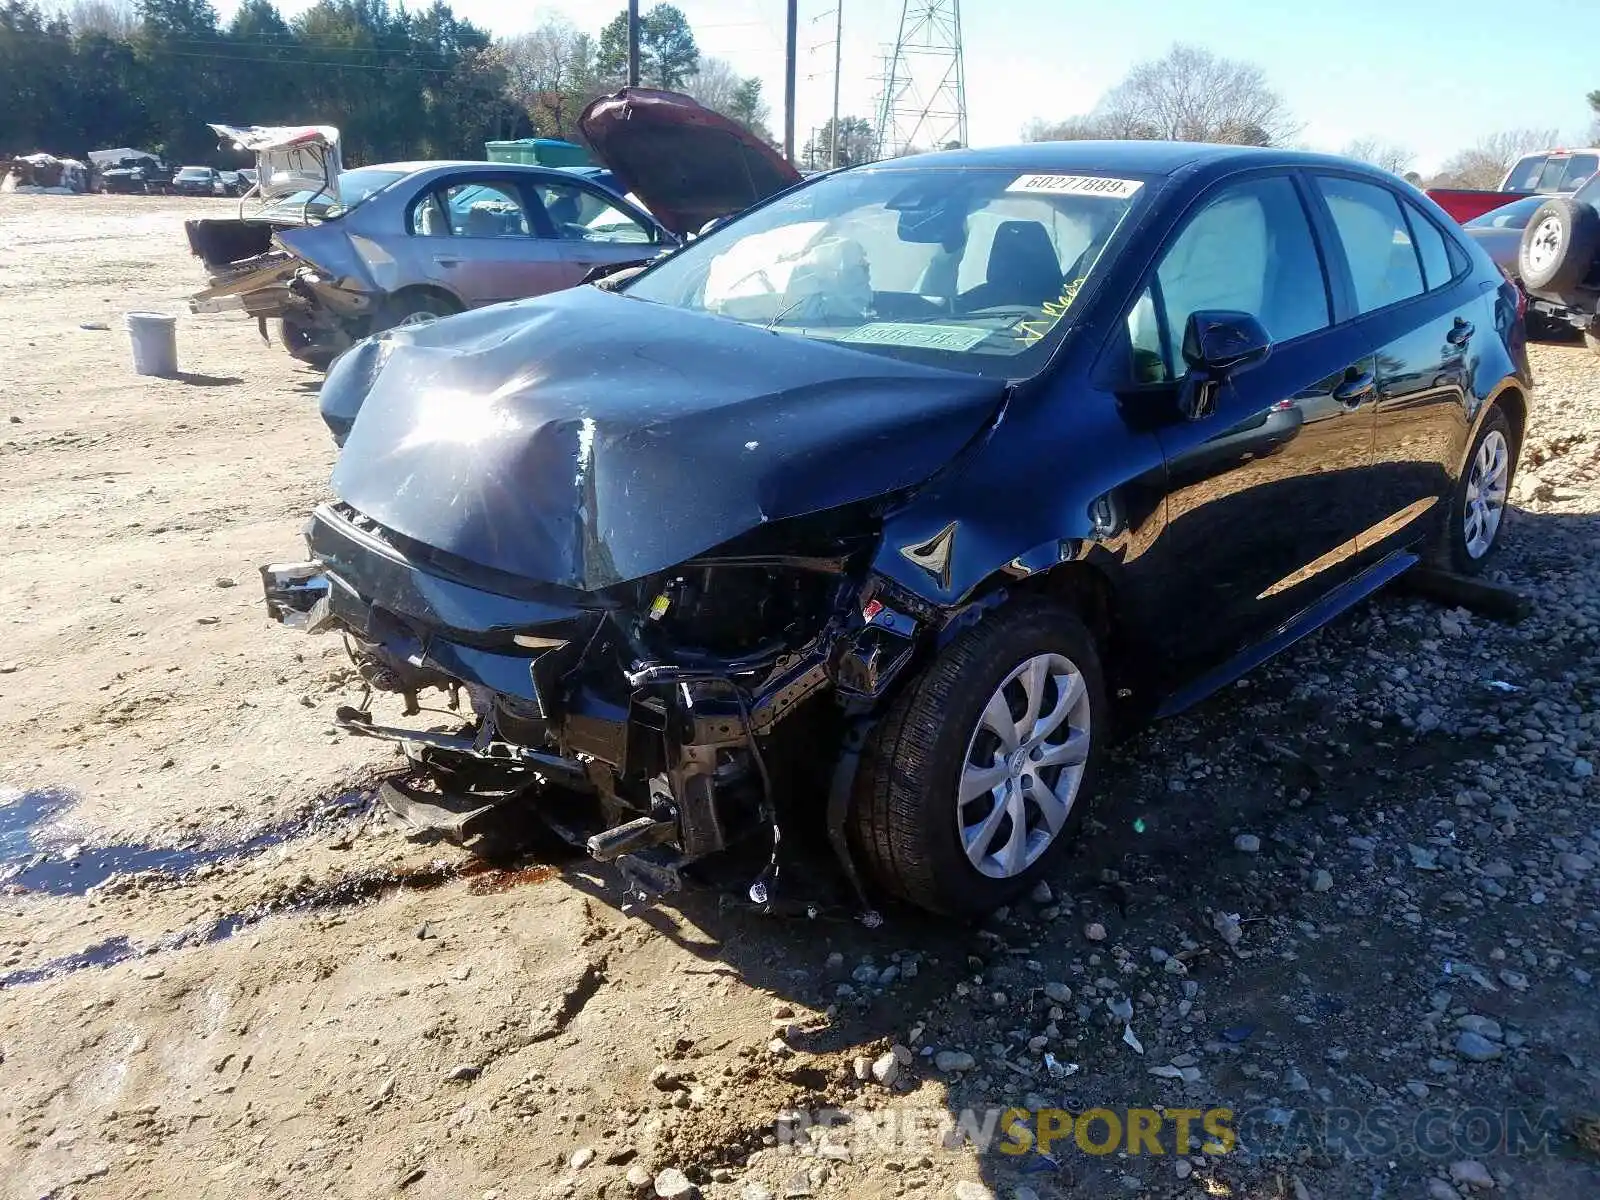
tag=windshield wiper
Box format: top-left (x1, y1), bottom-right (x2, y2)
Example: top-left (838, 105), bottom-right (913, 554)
top-left (763, 296), bottom-right (813, 332)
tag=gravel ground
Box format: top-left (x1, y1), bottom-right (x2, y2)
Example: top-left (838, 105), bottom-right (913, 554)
top-left (0, 196), bottom-right (1597, 1200)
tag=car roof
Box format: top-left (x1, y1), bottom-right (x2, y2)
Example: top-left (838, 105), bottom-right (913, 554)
top-left (873, 141), bottom-right (1382, 178)
top-left (362, 161), bottom-right (571, 177)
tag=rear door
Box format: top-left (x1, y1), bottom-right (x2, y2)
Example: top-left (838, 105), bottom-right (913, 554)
top-left (1308, 174), bottom-right (1481, 561)
top-left (408, 176), bottom-right (569, 305)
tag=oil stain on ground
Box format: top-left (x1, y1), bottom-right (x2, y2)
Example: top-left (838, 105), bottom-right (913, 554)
top-left (0, 783), bottom-right (373, 898)
top-left (0, 783), bottom-right (570, 987)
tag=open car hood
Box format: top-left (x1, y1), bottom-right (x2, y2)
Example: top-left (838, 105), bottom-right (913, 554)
top-left (579, 88), bottom-right (801, 238)
top-left (208, 123), bottom-right (342, 222)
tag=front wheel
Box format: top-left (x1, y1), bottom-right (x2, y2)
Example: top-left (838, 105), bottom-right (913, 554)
top-left (851, 599), bottom-right (1106, 915)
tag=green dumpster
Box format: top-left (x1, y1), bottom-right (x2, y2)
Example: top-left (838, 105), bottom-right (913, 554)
top-left (483, 138), bottom-right (593, 168)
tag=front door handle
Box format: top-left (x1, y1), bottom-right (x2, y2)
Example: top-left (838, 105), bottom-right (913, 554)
top-left (1447, 318), bottom-right (1475, 346)
top-left (1333, 370), bottom-right (1376, 407)
top-left (432, 256), bottom-right (462, 268)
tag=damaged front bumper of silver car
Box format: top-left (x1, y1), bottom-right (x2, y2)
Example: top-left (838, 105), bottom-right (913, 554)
top-left (261, 502), bottom-right (927, 910)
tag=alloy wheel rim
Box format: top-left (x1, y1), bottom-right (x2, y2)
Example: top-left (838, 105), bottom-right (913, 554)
top-left (1528, 217), bottom-right (1562, 273)
top-left (956, 652), bottom-right (1092, 880)
top-left (1464, 428), bottom-right (1509, 559)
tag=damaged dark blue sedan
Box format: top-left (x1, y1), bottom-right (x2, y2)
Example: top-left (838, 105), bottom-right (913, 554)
top-left (264, 142), bottom-right (1530, 916)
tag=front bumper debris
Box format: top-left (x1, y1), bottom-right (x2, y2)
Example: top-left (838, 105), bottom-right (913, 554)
top-left (260, 560), bottom-right (332, 629)
top-left (260, 503), bottom-right (925, 917)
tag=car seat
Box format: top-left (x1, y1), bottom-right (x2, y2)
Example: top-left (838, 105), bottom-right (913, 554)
top-left (958, 220), bottom-right (1063, 311)
top-left (546, 192), bottom-right (582, 236)
top-left (466, 206), bottom-right (505, 238)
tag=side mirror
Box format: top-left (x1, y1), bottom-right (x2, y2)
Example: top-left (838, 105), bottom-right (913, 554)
top-left (1177, 310), bottom-right (1272, 420)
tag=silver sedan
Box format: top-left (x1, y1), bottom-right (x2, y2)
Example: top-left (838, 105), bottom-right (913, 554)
top-left (189, 160), bottom-right (675, 367)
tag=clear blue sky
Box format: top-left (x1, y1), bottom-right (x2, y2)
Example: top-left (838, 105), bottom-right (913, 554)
top-left (255, 0), bottom-right (1600, 171)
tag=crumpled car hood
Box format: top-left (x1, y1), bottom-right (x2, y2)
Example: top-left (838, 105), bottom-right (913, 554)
top-left (329, 287), bottom-right (1006, 592)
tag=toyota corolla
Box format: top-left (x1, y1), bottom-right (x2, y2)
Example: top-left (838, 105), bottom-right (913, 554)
top-left (261, 142), bottom-right (1529, 915)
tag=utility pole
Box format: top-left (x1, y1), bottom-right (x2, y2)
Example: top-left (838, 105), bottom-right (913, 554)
top-left (627, 0), bottom-right (640, 88)
top-left (830, 3), bottom-right (843, 168)
top-left (783, 0), bottom-right (798, 165)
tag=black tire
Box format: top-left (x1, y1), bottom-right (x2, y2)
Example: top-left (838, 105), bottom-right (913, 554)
top-left (850, 599), bottom-right (1107, 916)
top-left (276, 316), bottom-right (335, 371)
top-left (1435, 405), bottom-right (1517, 575)
top-left (1518, 197), bottom-right (1600, 297)
top-left (374, 289), bottom-right (460, 333)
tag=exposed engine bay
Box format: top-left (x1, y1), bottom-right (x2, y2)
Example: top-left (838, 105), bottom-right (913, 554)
top-left (263, 501), bottom-right (930, 913)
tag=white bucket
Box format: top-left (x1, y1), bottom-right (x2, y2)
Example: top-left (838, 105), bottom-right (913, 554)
top-left (126, 311), bottom-right (178, 377)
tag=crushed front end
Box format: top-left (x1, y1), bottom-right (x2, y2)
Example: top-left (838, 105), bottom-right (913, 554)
top-left (264, 501), bottom-right (928, 907)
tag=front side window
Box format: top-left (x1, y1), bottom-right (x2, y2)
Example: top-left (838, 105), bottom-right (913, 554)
top-left (1504, 154), bottom-right (1548, 192)
top-left (534, 181), bottom-right (654, 244)
top-left (1127, 175), bottom-right (1330, 382)
top-left (623, 166), bottom-right (1147, 377)
top-left (1315, 176), bottom-right (1424, 315)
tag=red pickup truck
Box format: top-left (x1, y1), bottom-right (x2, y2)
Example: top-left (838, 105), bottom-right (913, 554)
top-left (1427, 147), bottom-right (1599, 224)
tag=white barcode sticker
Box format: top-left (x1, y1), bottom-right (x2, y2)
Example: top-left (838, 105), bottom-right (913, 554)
top-left (1006, 174), bottom-right (1143, 200)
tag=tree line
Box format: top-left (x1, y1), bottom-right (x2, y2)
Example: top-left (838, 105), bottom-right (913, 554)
top-left (1023, 43), bottom-right (1597, 192)
top-left (0, 0), bottom-right (771, 167)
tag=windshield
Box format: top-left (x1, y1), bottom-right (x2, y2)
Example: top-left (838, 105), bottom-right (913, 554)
top-left (177, 168), bottom-right (211, 180)
top-left (1466, 197), bottom-right (1546, 229)
top-left (261, 167), bottom-right (405, 220)
top-left (623, 166), bottom-right (1147, 376)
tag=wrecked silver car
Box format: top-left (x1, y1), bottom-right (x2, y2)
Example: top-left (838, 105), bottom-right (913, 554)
top-left (185, 124), bottom-right (676, 368)
top-left (188, 93), bottom-right (802, 369)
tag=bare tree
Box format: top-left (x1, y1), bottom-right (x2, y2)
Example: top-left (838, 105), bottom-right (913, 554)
top-left (1433, 128), bottom-right (1559, 189)
top-left (1098, 44), bottom-right (1296, 146)
top-left (489, 18), bottom-right (597, 141)
top-left (55, 0), bottom-right (137, 38)
top-left (1024, 44), bottom-right (1293, 147)
top-left (1341, 138), bottom-right (1414, 176)
top-left (1021, 116), bottom-right (1101, 142)
top-left (686, 57), bottom-right (741, 117)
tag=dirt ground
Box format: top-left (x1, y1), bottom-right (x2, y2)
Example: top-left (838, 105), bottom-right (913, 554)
top-left (1, 194), bottom-right (1598, 1200)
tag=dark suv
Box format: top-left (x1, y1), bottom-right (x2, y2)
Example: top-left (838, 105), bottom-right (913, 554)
top-left (262, 143), bottom-right (1530, 915)
top-left (1518, 173), bottom-right (1600, 353)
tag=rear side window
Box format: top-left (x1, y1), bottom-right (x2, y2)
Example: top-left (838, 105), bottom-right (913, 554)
top-left (1560, 154), bottom-right (1598, 191)
top-left (1315, 176), bottom-right (1424, 314)
top-left (1402, 201), bottom-right (1456, 290)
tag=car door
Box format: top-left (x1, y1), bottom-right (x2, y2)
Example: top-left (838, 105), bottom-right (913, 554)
top-left (409, 177), bottom-right (571, 306)
top-left (524, 177), bottom-right (667, 289)
top-left (1309, 174), bottom-right (1482, 561)
top-left (1114, 171), bottom-right (1383, 677)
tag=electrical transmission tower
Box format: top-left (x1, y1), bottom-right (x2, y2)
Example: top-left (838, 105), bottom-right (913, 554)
top-left (873, 0), bottom-right (967, 160)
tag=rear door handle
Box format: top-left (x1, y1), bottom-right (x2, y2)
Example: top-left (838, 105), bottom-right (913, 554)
top-left (1333, 370), bottom-right (1376, 407)
top-left (1447, 318), bottom-right (1475, 346)
top-left (432, 256), bottom-right (462, 268)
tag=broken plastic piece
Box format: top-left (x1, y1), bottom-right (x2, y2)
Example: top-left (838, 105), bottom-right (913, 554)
top-left (1043, 1053), bottom-right (1079, 1079)
top-left (1122, 1024), bottom-right (1144, 1054)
